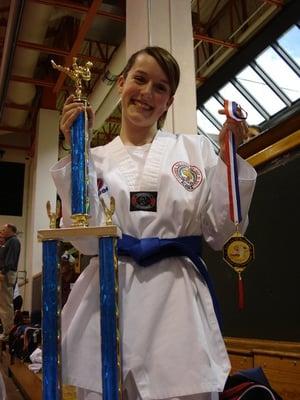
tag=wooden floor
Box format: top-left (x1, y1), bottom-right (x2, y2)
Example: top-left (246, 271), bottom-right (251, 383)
top-left (1, 340), bottom-right (77, 400)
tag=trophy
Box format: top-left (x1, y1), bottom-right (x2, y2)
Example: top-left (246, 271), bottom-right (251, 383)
top-left (37, 58), bottom-right (122, 400)
top-left (51, 58), bottom-right (93, 227)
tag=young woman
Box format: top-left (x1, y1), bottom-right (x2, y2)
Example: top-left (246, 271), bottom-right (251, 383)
top-left (52, 46), bottom-right (256, 400)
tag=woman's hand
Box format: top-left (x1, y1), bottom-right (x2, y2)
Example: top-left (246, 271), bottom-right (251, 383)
top-left (59, 94), bottom-right (95, 145)
top-left (218, 107), bottom-right (249, 162)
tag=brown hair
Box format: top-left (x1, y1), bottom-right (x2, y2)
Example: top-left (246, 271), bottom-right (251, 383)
top-left (122, 46), bottom-right (180, 129)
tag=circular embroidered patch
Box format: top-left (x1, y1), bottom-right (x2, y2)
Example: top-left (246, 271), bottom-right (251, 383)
top-left (172, 161), bottom-right (202, 191)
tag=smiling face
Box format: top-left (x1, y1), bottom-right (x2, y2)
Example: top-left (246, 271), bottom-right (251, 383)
top-left (118, 52), bottom-right (174, 142)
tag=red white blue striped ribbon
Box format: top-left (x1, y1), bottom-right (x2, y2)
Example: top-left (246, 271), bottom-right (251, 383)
top-left (224, 99), bottom-right (247, 121)
top-left (223, 100), bottom-right (245, 225)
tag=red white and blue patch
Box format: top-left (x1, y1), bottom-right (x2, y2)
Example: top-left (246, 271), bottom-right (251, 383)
top-left (97, 178), bottom-right (108, 196)
top-left (172, 161), bottom-right (202, 192)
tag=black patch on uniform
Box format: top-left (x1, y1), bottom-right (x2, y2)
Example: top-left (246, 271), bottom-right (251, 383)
top-left (130, 191), bottom-right (157, 212)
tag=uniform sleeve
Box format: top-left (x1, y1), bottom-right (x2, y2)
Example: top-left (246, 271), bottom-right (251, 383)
top-left (50, 151), bottom-right (102, 255)
top-left (200, 138), bottom-right (257, 250)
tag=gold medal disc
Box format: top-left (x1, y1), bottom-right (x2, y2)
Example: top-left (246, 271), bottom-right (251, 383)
top-left (223, 232), bottom-right (254, 269)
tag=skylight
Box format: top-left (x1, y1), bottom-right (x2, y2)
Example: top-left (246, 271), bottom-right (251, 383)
top-left (197, 24), bottom-right (300, 147)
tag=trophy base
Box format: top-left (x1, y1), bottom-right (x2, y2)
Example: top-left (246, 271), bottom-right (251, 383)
top-left (71, 213), bottom-right (90, 227)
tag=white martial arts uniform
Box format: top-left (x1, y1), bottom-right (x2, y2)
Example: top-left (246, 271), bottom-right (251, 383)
top-left (51, 130), bottom-right (256, 400)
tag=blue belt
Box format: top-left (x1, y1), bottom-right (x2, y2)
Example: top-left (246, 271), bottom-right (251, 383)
top-left (117, 234), bottom-right (222, 329)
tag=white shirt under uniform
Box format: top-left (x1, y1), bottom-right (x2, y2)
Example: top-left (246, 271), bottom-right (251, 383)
top-left (51, 130), bottom-right (257, 400)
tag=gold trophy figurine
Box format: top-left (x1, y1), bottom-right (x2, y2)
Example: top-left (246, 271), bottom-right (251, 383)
top-left (51, 57), bottom-right (93, 100)
top-left (46, 200), bottom-right (59, 229)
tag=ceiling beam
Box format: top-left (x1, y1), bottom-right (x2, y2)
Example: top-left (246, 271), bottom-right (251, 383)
top-left (0, 125), bottom-right (33, 134)
top-left (4, 102), bottom-right (34, 111)
top-left (53, 0), bottom-right (103, 94)
top-left (0, 143), bottom-right (30, 150)
top-left (29, 0), bottom-right (126, 22)
top-left (0, 38), bottom-right (107, 64)
top-left (11, 74), bottom-right (58, 88)
top-left (0, 0), bottom-right (25, 122)
top-left (194, 33), bottom-right (239, 48)
top-left (262, 0), bottom-right (283, 6)
top-left (16, 40), bottom-right (108, 64)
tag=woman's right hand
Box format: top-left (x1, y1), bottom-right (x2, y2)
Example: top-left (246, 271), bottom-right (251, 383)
top-left (59, 94), bottom-right (95, 145)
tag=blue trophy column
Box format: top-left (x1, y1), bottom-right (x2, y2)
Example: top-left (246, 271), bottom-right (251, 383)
top-left (42, 240), bottom-right (60, 400)
top-left (71, 110), bottom-right (87, 216)
top-left (99, 237), bottom-right (121, 400)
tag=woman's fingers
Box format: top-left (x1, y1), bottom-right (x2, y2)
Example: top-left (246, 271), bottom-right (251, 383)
top-left (59, 95), bottom-right (95, 145)
top-left (60, 106), bottom-right (83, 144)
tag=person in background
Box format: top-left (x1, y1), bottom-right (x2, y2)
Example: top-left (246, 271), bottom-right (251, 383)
top-left (13, 282), bottom-right (23, 312)
top-left (0, 224), bottom-right (21, 341)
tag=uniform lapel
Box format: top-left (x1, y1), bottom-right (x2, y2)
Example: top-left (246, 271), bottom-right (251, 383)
top-left (105, 136), bottom-right (138, 191)
top-left (140, 130), bottom-right (171, 191)
top-left (105, 131), bottom-right (172, 191)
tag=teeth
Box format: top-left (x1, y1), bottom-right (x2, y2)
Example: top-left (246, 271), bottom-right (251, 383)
top-left (133, 100), bottom-right (152, 110)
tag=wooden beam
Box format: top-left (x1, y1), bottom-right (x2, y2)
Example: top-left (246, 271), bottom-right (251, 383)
top-left (53, 0), bottom-right (103, 94)
top-left (247, 130), bottom-right (300, 167)
top-left (238, 109), bottom-right (300, 160)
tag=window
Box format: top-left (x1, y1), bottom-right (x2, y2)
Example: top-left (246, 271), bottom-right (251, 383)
top-left (197, 24), bottom-right (300, 147)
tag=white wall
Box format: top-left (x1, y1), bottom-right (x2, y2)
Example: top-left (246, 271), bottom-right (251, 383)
top-left (24, 109), bottom-right (59, 310)
top-left (126, 0), bottom-right (197, 134)
top-left (0, 109), bottom-right (59, 310)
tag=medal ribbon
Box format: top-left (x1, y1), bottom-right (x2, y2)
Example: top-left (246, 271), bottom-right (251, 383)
top-left (224, 100), bottom-right (247, 309)
top-left (223, 100), bottom-right (246, 225)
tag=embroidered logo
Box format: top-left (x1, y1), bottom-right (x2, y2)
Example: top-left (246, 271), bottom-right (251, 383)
top-left (97, 178), bottom-right (108, 196)
top-left (130, 191), bottom-right (157, 212)
top-left (172, 161), bottom-right (202, 191)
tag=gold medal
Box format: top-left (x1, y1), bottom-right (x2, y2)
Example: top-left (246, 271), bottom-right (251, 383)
top-left (223, 231), bottom-right (254, 270)
top-left (223, 231), bottom-right (254, 309)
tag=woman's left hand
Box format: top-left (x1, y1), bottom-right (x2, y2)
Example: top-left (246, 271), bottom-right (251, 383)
top-left (218, 108), bottom-right (249, 162)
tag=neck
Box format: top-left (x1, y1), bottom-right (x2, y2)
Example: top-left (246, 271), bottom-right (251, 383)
top-left (120, 119), bottom-right (158, 146)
